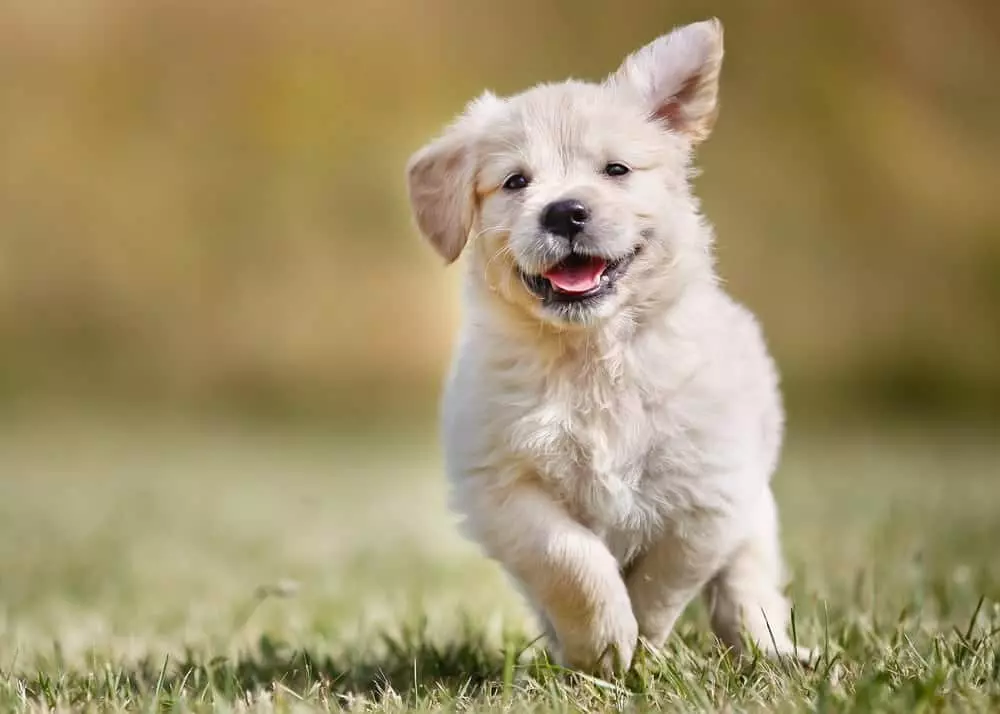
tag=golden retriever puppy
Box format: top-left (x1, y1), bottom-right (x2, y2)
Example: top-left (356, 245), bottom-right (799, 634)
top-left (406, 18), bottom-right (812, 676)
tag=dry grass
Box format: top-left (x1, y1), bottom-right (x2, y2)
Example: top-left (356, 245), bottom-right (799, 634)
top-left (0, 412), bottom-right (997, 711)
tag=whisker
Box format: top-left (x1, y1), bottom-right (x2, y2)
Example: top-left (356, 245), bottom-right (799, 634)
top-left (472, 223), bottom-right (507, 242)
top-left (483, 242), bottom-right (515, 289)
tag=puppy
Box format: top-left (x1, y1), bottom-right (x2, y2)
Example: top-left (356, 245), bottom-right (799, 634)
top-left (406, 19), bottom-right (811, 676)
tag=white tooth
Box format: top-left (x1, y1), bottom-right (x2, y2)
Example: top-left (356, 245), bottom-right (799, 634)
top-left (600, 273), bottom-right (610, 283)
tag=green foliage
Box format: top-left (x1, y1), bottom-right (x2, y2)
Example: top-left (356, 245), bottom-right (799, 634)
top-left (0, 417), bottom-right (997, 712)
top-left (3, 611), bottom-right (999, 713)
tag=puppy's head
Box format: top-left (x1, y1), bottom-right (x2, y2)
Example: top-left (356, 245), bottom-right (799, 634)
top-left (407, 20), bottom-right (724, 328)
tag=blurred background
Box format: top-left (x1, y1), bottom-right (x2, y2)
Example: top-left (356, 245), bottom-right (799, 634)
top-left (1, 0), bottom-right (997, 427)
top-left (0, 0), bottom-right (998, 682)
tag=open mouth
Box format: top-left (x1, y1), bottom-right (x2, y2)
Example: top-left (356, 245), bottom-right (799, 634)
top-left (520, 249), bottom-right (639, 305)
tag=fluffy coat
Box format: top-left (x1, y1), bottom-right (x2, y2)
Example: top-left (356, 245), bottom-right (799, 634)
top-left (406, 18), bottom-right (812, 676)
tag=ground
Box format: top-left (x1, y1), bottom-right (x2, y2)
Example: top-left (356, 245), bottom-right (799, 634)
top-left (0, 412), bottom-right (997, 712)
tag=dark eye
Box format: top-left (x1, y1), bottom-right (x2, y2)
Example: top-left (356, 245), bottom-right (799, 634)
top-left (604, 162), bottom-right (631, 177)
top-left (502, 173), bottom-right (529, 191)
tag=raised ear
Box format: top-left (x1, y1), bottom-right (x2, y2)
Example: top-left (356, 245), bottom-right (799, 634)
top-left (607, 18), bottom-right (724, 143)
top-left (406, 92), bottom-right (502, 264)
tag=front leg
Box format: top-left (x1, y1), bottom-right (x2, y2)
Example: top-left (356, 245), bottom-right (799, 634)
top-left (625, 516), bottom-right (732, 651)
top-left (703, 488), bottom-right (814, 664)
top-left (460, 480), bottom-right (638, 677)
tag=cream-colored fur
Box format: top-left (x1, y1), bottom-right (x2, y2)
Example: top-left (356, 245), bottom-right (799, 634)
top-left (406, 18), bottom-right (812, 676)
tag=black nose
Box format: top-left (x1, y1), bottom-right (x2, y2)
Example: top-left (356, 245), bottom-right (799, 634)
top-left (540, 199), bottom-right (589, 239)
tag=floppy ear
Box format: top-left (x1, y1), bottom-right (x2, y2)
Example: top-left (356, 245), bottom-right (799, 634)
top-left (607, 18), bottom-right (724, 143)
top-left (406, 92), bottom-right (502, 264)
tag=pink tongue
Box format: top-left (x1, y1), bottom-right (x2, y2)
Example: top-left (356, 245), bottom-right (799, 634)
top-left (543, 257), bottom-right (608, 294)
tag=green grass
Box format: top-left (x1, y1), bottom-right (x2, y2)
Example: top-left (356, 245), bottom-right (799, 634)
top-left (0, 413), bottom-right (997, 712)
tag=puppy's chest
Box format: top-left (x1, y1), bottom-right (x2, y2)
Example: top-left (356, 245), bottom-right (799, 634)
top-left (507, 377), bottom-right (663, 530)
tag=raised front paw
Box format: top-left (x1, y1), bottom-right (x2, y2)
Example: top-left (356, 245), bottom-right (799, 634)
top-left (554, 609), bottom-right (639, 679)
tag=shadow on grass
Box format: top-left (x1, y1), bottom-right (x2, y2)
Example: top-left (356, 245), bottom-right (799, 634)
top-left (17, 632), bottom-right (515, 707)
top-left (193, 632), bottom-right (509, 698)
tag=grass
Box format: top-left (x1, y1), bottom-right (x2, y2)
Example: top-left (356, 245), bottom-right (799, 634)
top-left (0, 411), bottom-right (997, 712)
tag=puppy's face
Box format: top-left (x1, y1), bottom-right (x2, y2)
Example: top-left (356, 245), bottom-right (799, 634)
top-left (408, 20), bottom-right (724, 327)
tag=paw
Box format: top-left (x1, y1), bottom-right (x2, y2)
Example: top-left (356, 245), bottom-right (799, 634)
top-left (772, 644), bottom-right (819, 668)
top-left (724, 630), bottom-right (818, 669)
top-left (556, 611), bottom-right (639, 679)
top-left (753, 637), bottom-right (819, 669)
